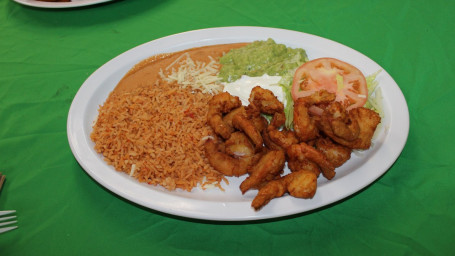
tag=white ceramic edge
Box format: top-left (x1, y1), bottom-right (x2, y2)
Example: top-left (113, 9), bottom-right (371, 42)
top-left (13, 0), bottom-right (112, 8)
top-left (67, 26), bottom-right (410, 221)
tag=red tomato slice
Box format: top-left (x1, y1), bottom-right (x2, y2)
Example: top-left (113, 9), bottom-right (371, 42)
top-left (291, 58), bottom-right (368, 111)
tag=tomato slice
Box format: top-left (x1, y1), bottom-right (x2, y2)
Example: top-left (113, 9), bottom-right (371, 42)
top-left (291, 58), bottom-right (368, 111)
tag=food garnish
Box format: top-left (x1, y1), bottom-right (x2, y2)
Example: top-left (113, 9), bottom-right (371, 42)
top-left (159, 53), bottom-right (224, 95)
top-left (291, 58), bottom-right (368, 113)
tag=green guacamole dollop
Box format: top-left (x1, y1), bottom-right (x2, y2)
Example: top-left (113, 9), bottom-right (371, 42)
top-left (219, 38), bottom-right (308, 82)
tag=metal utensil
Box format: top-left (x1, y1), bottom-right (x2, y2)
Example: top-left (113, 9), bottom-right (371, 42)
top-left (0, 174), bottom-right (18, 234)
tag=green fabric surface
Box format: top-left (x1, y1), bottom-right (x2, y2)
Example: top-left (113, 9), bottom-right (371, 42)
top-left (0, 0), bottom-right (454, 255)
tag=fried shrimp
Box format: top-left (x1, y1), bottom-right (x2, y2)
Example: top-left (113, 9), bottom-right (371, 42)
top-left (267, 127), bottom-right (299, 150)
top-left (225, 132), bottom-right (255, 158)
top-left (252, 114), bottom-right (269, 134)
top-left (251, 169), bottom-right (317, 210)
top-left (293, 97), bottom-right (318, 142)
top-left (287, 143), bottom-right (336, 180)
top-left (232, 112), bottom-right (263, 150)
top-left (345, 107), bottom-right (381, 149)
top-left (249, 86), bottom-right (284, 114)
top-left (314, 137), bottom-right (351, 168)
top-left (287, 170), bottom-right (318, 198)
top-left (222, 106), bottom-right (245, 128)
top-left (203, 81), bottom-right (381, 211)
top-left (249, 86), bottom-right (286, 128)
top-left (204, 138), bottom-right (260, 177)
top-left (239, 150), bottom-right (286, 194)
top-left (322, 102), bottom-right (360, 141)
top-left (317, 105), bottom-right (381, 149)
top-left (287, 158), bottom-right (321, 177)
top-left (293, 90), bottom-right (336, 142)
top-left (262, 129), bottom-right (283, 151)
top-left (207, 92), bottom-right (242, 139)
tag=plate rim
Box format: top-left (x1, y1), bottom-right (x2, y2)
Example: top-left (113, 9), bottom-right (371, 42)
top-left (12, 0), bottom-right (113, 8)
top-left (67, 26), bottom-right (410, 221)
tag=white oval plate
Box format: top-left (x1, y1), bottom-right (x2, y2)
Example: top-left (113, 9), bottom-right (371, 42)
top-left (13, 0), bottom-right (112, 8)
top-left (67, 27), bottom-right (409, 221)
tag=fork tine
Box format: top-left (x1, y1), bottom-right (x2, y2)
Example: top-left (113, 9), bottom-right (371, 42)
top-left (0, 226), bottom-right (18, 234)
top-left (0, 174), bottom-right (16, 234)
top-left (0, 216), bottom-right (16, 222)
top-left (0, 210), bottom-right (16, 216)
top-left (0, 212), bottom-right (18, 234)
top-left (0, 219), bottom-right (17, 227)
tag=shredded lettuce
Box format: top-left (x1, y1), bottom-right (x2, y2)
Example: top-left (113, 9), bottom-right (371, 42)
top-left (336, 74), bottom-right (344, 92)
top-left (280, 54), bottom-right (308, 130)
top-left (278, 70), bottom-right (297, 129)
top-left (364, 70), bottom-right (384, 118)
top-left (275, 48), bottom-right (309, 129)
top-left (258, 46), bottom-right (308, 129)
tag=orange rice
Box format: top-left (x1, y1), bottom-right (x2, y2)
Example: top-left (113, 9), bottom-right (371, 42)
top-left (90, 81), bottom-right (226, 191)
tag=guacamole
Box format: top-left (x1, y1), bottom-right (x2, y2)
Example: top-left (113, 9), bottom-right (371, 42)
top-left (219, 38), bottom-right (308, 82)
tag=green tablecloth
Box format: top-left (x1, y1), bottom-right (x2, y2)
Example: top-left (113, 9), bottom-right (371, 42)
top-left (1, 0), bottom-right (453, 255)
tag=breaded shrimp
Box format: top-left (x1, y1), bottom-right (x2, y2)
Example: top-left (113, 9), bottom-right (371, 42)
top-left (232, 112), bottom-right (263, 150)
top-left (244, 104), bottom-right (270, 133)
top-left (314, 137), bottom-right (352, 168)
top-left (252, 115), bottom-right (269, 134)
top-left (207, 92), bottom-right (241, 139)
top-left (249, 86), bottom-right (286, 128)
top-left (264, 128), bottom-right (299, 151)
top-left (323, 102), bottom-right (360, 141)
top-left (287, 170), bottom-right (318, 199)
top-left (222, 106), bottom-right (246, 128)
top-left (287, 158), bottom-right (321, 177)
top-left (293, 97), bottom-right (319, 142)
top-left (317, 105), bottom-right (381, 149)
top-left (262, 129), bottom-right (283, 151)
top-left (346, 107), bottom-right (381, 149)
top-left (270, 112), bottom-right (286, 128)
top-left (225, 132), bottom-right (255, 158)
top-left (251, 169), bottom-right (317, 210)
top-left (293, 90), bottom-right (336, 142)
top-left (239, 150), bottom-right (286, 194)
top-left (249, 86), bottom-right (284, 115)
top-left (204, 138), bottom-right (260, 177)
top-left (287, 143), bottom-right (336, 180)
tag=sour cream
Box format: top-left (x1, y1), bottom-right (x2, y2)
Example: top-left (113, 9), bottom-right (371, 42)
top-left (222, 74), bottom-right (285, 106)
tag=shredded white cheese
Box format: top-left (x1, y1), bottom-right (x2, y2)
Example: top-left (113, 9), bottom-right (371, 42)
top-left (159, 53), bottom-right (224, 94)
top-left (129, 164), bottom-right (137, 177)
